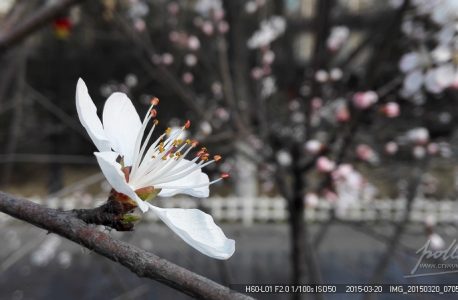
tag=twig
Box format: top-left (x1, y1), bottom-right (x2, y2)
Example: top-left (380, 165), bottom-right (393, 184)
top-left (0, 191), bottom-right (253, 300)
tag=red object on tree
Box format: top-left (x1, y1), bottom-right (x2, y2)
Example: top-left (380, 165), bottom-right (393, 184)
top-left (53, 17), bottom-right (72, 39)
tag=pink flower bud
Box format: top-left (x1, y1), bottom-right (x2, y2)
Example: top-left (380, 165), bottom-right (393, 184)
top-left (332, 164), bottom-right (353, 180)
top-left (218, 21), bottom-right (229, 34)
top-left (262, 50), bottom-right (275, 65)
top-left (412, 145), bottom-right (426, 159)
top-left (305, 140), bottom-right (323, 155)
top-left (315, 70), bottom-right (329, 83)
top-left (184, 54), bottom-right (198, 67)
top-left (213, 9), bottom-right (225, 21)
top-left (324, 189), bottom-right (338, 203)
top-left (336, 105), bottom-right (350, 122)
top-left (202, 21), bottom-right (214, 35)
top-left (134, 19), bottom-right (146, 32)
top-left (251, 67), bottom-right (263, 80)
top-left (162, 53), bottom-right (174, 65)
top-left (187, 36), bottom-right (200, 50)
top-left (330, 68), bottom-right (343, 81)
top-left (427, 143), bottom-right (439, 155)
top-left (311, 97), bottom-right (323, 110)
top-left (304, 193), bottom-right (319, 208)
top-left (352, 91), bottom-right (378, 109)
top-left (182, 72), bottom-right (194, 84)
top-left (381, 102), bottom-right (400, 118)
top-left (316, 156), bottom-right (335, 173)
top-left (356, 144), bottom-right (377, 163)
top-left (385, 142), bottom-right (398, 155)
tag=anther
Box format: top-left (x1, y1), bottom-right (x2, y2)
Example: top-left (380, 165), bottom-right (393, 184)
top-left (150, 97), bottom-right (160, 106)
top-left (221, 173), bottom-right (230, 179)
top-left (214, 155), bottom-right (222, 162)
top-left (184, 120), bottom-right (191, 129)
top-left (150, 109), bottom-right (157, 118)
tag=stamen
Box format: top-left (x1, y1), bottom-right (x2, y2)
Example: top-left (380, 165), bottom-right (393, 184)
top-left (150, 97), bottom-right (160, 106)
top-left (154, 176), bottom-right (225, 190)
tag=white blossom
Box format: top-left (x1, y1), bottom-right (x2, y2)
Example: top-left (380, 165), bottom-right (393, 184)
top-left (76, 79), bottom-right (234, 259)
top-left (247, 16), bottom-right (286, 49)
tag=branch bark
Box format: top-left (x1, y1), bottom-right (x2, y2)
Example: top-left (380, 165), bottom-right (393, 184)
top-left (0, 191), bottom-right (252, 300)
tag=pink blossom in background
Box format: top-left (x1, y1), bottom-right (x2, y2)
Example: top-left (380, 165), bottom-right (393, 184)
top-left (315, 70), bottom-right (329, 83)
top-left (188, 35), bottom-right (201, 50)
top-left (381, 102), bottom-right (400, 118)
top-left (316, 156), bottom-right (335, 173)
top-left (304, 193), bottom-right (319, 208)
top-left (182, 72), bottom-right (194, 84)
top-left (327, 26), bottom-right (350, 51)
top-left (407, 127), bottom-right (429, 145)
top-left (202, 21), bottom-right (214, 35)
top-left (218, 21), bottom-right (229, 33)
top-left (311, 97), bottom-right (323, 110)
top-left (356, 144), bottom-right (376, 162)
top-left (305, 140), bottom-right (323, 155)
top-left (427, 143), bottom-right (439, 155)
top-left (352, 91), bottom-right (378, 109)
top-left (385, 141), bottom-right (398, 155)
top-left (336, 104), bottom-right (350, 122)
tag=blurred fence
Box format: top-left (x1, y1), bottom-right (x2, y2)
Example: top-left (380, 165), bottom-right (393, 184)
top-left (3, 196), bottom-right (457, 225)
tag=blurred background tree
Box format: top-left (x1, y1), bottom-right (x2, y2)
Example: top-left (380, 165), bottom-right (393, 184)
top-left (1, 0), bottom-right (458, 299)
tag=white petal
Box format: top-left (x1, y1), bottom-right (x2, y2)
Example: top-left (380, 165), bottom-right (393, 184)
top-left (403, 70), bottom-right (424, 94)
top-left (75, 79), bottom-right (111, 152)
top-left (158, 170), bottom-right (210, 198)
top-left (94, 151), bottom-right (149, 212)
top-left (102, 93), bottom-right (142, 166)
top-left (425, 68), bottom-right (443, 94)
top-left (148, 205), bottom-right (235, 259)
top-left (431, 46), bottom-right (452, 63)
top-left (399, 52), bottom-right (420, 73)
top-left (435, 63), bottom-right (455, 88)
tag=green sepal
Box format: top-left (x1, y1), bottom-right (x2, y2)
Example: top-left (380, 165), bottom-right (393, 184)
top-left (121, 214), bottom-right (141, 224)
top-left (135, 186), bottom-right (162, 202)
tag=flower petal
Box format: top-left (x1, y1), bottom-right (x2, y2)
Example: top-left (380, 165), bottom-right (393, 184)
top-left (403, 70), bottom-right (424, 94)
top-left (75, 78), bottom-right (111, 152)
top-left (148, 205), bottom-right (235, 259)
top-left (157, 169), bottom-right (210, 198)
top-left (94, 151), bottom-right (149, 212)
top-left (102, 93), bottom-right (142, 166)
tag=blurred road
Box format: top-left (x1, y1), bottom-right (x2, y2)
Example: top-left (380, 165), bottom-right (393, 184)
top-left (1, 222), bottom-right (457, 300)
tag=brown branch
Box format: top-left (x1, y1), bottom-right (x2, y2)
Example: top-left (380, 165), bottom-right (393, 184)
top-left (364, 158), bottom-right (428, 300)
top-left (0, 191), bottom-right (253, 300)
top-left (0, 0), bottom-right (86, 52)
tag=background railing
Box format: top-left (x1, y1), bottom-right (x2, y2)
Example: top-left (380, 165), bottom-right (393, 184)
top-left (5, 196), bottom-right (456, 225)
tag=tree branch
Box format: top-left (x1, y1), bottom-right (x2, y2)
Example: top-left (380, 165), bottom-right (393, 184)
top-left (0, 0), bottom-right (86, 52)
top-left (0, 191), bottom-right (252, 300)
